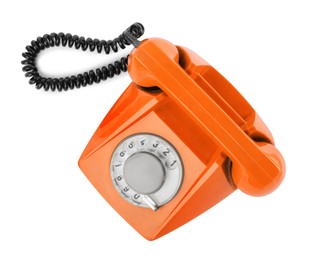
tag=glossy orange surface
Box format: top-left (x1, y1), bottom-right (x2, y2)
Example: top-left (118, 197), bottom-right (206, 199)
top-left (79, 38), bottom-right (285, 240)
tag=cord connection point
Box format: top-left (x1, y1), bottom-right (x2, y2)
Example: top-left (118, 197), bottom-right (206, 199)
top-left (123, 22), bottom-right (144, 48)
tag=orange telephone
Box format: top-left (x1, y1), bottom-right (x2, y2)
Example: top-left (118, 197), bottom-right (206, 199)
top-left (22, 23), bottom-right (285, 240)
top-left (78, 31), bottom-right (285, 240)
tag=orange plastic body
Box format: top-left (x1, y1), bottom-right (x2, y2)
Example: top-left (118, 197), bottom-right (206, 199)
top-left (79, 38), bottom-right (285, 240)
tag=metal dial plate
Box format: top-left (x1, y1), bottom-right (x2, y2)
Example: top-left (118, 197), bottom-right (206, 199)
top-left (110, 133), bottom-right (183, 211)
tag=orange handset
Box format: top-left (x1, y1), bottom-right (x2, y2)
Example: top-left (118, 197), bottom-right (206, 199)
top-left (79, 37), bottom-right (285, 240)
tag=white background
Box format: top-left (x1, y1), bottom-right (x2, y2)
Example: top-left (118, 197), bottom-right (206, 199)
top-left (1, 0), bottom-right (310, 259)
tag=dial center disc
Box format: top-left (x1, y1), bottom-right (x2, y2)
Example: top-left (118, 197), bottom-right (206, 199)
top-left (123, 152), bottom-right (165, 195)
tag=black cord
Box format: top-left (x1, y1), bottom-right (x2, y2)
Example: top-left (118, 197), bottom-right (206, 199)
top-left (21, 23), bottom-right (144, 92)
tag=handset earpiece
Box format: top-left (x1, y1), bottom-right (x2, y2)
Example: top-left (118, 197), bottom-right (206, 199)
top-left (128, 38), bottom-right (285, 196)
top-left (231, 141), bottom-right (285, 196)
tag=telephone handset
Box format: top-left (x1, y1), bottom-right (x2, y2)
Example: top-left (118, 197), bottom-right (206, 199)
top-left (22, 23), bottom-right (285, 240)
